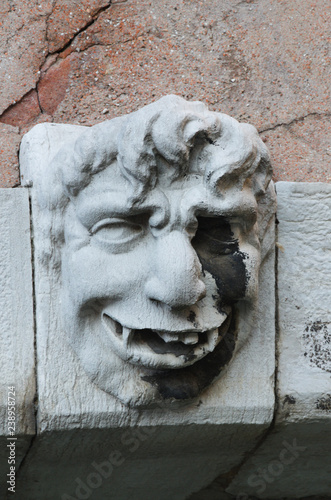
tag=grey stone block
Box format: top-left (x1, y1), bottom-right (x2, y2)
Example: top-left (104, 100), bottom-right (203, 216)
top-left (0, 189), bottom-right (35, 495)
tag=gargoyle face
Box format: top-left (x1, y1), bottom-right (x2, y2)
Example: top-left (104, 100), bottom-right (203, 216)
top-left (61, 163), bottom-right (260, 407)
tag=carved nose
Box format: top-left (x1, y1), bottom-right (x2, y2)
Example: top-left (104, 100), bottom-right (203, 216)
top-left (145, 230), bottom-right (206, 309)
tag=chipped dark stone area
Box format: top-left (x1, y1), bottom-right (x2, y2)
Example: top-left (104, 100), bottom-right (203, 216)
top-left (283, 395), bottom-right (296, 405)
top-left (192, 217), bottom-right (248, 308)
top-left (315, 395), bottom-right (331, 413)
top-left (303, 321), bottom-right (331, 373)
top-left (187, 310), bottom-right (196, 324)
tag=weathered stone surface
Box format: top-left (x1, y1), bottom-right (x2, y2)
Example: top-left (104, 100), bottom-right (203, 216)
top-left (1, 0), bottom-right (330, 186)
top-left (0, 0), bottom-right (109, 115)
top-left (226, 182), bottom-right (331, 498)
top-left (0, 2), bottom-right (50, 115)
top-left (276, 182), bottom-right (331, 400)
top-left (17, 100), bottom-right (276, 498)
top-left (43, 0), bottom-right (331, 183)
top-left (38, 53), bottom-right (78, 115)
top-left (260, 114), bottom-right (331, 183)
top-left (47, 0), bottom-right (111, 53)
top-left (0, 0), bottom-right (112, 187)
top-left (0, 90), bottom-right (40, 128)
top-left (0, 189), bottom-right (35, 494)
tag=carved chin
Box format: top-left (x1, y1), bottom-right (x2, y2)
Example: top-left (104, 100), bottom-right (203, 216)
top-left (102, 312), bottom-right (231, 370)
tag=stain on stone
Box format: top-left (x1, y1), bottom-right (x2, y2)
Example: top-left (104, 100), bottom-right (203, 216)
top-left (303, 320), bottom-right (331, 373)
top-left (38, 55), bottom-right (77, 115)
top-left (306, 320), bottom-right (326, 333)
top-left (315, 394), bottom-right (331, 412)
top-left (283, 395), bottom-right (296, 405)
top-left (141, 311), bottom-right (237, 401)
top-left (205, 134), bottom-right (216, 145)
top-left (192, 216), bottom-right (248, 307)
top-left (187, 310), bottom-right (196, 324)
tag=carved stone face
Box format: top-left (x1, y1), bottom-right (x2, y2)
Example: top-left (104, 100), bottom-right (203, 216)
top-left (61, 159), bottom-right (260, 406)
top-left (30, 95), bottom-right (274, 407)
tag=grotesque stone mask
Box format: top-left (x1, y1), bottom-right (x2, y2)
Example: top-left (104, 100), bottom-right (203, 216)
top-left (24, 96), bottom-right (276, 407)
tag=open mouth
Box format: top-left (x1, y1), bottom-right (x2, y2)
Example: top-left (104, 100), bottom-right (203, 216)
top-left (102, 312), bottom-right (231, 370)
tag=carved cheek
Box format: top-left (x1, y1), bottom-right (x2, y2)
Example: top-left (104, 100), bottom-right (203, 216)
top-left (62, 239), bottom-right (151, 306)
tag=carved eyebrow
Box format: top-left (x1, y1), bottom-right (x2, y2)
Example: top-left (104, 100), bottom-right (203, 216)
top-left (195, 204), bottom-right (257, 224)
top-left (76, 194), bottom-right (140, 228)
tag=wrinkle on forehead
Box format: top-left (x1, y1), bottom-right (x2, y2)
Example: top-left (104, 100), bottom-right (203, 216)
top-left (74, 163), bottom-right (258, 234)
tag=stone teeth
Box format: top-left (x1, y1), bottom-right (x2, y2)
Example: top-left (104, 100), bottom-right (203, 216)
top-left (123, 327), bottom-right (133, 346)
top-left (181, 332), bottom-right (199, 345)
top-left (205, 327), bottom-right (220, 352)
top-left (156, 331), bottom-right (200, 345)
top-left (156, 331), bottom-right (179, 343)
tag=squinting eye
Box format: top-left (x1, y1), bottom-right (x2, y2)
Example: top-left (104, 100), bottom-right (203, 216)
top-left (90, 218), bottom-right (143, 243)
